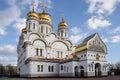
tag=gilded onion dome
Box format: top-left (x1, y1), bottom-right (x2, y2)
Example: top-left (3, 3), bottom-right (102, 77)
top-left (58, 21), bottom-right (68, 28)
top-left (58, 14), bottom-right (68, 28)
top-left (39, 12), bottom-right (52, 24)
top-left (22, 28), bottom-right (27, 33)
top-left (27, 2), bottom-right (39, 19)
top-left (27, 11), bottom-right (39, 19)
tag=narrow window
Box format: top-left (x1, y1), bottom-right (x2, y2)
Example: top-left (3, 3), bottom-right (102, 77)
top-left (37, 65), bottom-right (40, 72)
top-left (29, 23), bottom-right (31, 29)
top-left (33, 23), bottom-right (35, 29)
top-left (61, 65), bottom-right (63, 71)
top-left (91, 64), bottom-right (93, 71)
top-left (40, 49), bottom-right (42, 56)
top-left (36, 48), bottom-right (39, 56)
top-left (41, 26), bottom-right (43, 33)
top-left (61, 30), bottom-right (64, 37)
top-left (89, 65), bottom-right (91, 71)
top-left (41, 65), bottom-right (43, 72)
top-left (51, 66), bottom-right (54, 72)
top-left (65, 32), bottom-right (66, 37)
top-left (48, 65), bottom-right (50, 72)
top-left (46, 27), bottom-right (48, 33)
top-left (58, 51), bottom-right (59, 58)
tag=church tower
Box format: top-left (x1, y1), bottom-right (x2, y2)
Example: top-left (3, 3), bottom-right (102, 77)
top-left (22, 2), bottom-right (52, 35)
top-left (58, 14), bottom-right (68, 39)
top-left (39, 3), bottom-right (52, 35)
top-left (25, 2), bottom-right (39, 33)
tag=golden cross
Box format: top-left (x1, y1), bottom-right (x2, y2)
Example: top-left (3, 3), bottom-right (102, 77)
top-left (31, 2), bottom-right (36, 11)
top-left (41, 3), bottom-right (47, 12)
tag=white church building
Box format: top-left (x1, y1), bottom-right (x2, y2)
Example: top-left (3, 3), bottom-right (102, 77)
top-left (17, 3), bottom-right (108, 78)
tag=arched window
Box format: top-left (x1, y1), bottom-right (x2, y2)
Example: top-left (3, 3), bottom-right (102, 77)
top-left (51, 66), bottom-right (54, 72)
top-left (57, 51), bottom-right (59, 58)
top-left (41, 65), bottom-right (43, 72)
top-left (65, 32), bottom-right (66, 37)
top-left (29, 23), bottom-right (31, 29)
top-left (40, 49), bottom-right (43, 56)
top-left (48, 65), bottom-right (50, 72)
top-left (37, 65), bottom-right (40, 72)
top-left (41, 26), bottom-right (43, 33)
top-left (61, 65), bottom-right (63, 71)
top-left (91, 64), bottom-right (93, 71)
top-left (46, 27), bottom-right (48, 33)
top-left (36, 48), bottom-right (39, 56)
top-left (61, 52), bottom-right (62, 58)
top-left (89, 65), bottom-right (91, 71)
top-left (33, 23), bottom-right (35, 29)
top-left (61, 30), bottom-right (64, 36)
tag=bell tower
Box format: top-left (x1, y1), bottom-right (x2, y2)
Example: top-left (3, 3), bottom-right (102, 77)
top-left (58, 14), bottom-right (68, 39)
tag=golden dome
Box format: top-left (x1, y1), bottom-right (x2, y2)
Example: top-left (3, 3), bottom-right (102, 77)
top-left (39, 12), bottom-right (52, 24)
top-left (22, 28), bottom-right (27, 33)
top-left (27, 11), bottom-right (39, 19)
top-left (58, 21), bottom-right (68, 28)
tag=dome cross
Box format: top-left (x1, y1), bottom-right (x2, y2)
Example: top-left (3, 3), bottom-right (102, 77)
top-left (61, 14), bottom-right (64, 21)
top-left (41, 3), bottom-right (47, 12)
top-left (31, 2), bottom-right (36, 12)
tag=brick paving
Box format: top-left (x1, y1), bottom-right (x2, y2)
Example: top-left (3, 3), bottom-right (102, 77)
top-left (0, 76), bottom-right (120, 80)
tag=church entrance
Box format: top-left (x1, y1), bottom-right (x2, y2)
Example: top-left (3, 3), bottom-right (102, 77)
top-left (95, 63), bottom-right (101, 77)
top-left (80, 66), bottom-right (84, 77)
top-left (74, 66), bottom-right (79, 77)
top-left (74, 66), bottom-right (84, 77)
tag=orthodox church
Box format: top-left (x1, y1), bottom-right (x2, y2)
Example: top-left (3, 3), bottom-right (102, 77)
top-left (17, 3), bottom-right (108, 77)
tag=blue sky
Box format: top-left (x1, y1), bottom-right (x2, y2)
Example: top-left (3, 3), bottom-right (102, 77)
top-left (0, 0), bottom-right (120, 65)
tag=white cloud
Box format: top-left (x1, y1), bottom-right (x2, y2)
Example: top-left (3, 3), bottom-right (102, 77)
top-left (70, 27), bottom-right (81, 34)
top-left (87, 0), bottom-right (120, 15)
top-left (70, 35), bottom-right (83, 43)
top-left (0, 5), bottom-right (21, 36)
top-left (111, 35), bottom-right (120, 43)
top-left (20, 0), bottom-right (53, 11)
top-left (0, 56), bottom-right (17, 65)
top-left (0, 28), bottom-right (6, 36)
top-left (0, 56), bottom-right (9, 62)
top-left (13, 18), bottom-right (26, 33)
top-left (102, 38), bottom-right (109, 43)
top-left (110, 27), bottom-right (120, 34)
top-left (0, 45), bottom-right (16, 55)
top-left (87, 16), bottom-right (111, 29)
top-left (0, 44), bottom-right (17, 65)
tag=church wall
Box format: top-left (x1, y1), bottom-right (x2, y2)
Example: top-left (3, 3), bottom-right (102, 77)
top-left (59, 61), bottom-right (77, 77)
top-left (29, 33), bottom-right (40, 42)
top-left (87, 51), bottom-right (107, 62)
top-left (28, 61), bottom-right (59, 77)
top-left (38, 24), bottom-right (52, 34)
top-left (19, 62), bottom-right (31, 77)
top-left (45, 34), bottom-right (57, 43)
top-left (77, 51), bottom-right (87, 61)
top-left (26, 19), bottom-right (39, 32)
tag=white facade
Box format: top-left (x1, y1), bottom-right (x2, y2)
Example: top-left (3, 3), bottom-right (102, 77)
top-left (17, 5), bottom-right (108, 77)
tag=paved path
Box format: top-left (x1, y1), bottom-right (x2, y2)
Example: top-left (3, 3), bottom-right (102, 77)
top-left (0, 76), bottom-right (120, 80)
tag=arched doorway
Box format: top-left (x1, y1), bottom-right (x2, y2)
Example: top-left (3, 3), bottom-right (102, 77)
top-left (95, 63), bottom-right (101, 77)
top-left (80, 66), bottom-right (84, 77)
top-left (74, 66), bottom-right (79, 77)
